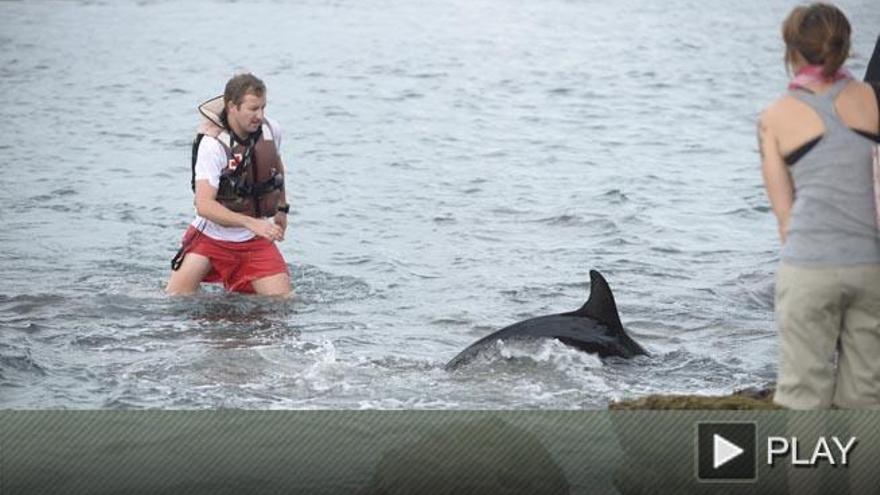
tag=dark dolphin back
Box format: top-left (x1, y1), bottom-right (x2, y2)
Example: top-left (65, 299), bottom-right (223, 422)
top-left (568, 270), bottom-right (625, 335)
top-left (444, 269), bottom-right (647, 370)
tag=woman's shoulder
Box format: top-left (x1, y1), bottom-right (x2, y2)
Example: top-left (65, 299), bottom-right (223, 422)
top-left (760, 94), bottom-right (800, 127)
top-left (840, 79), bottom-right (876, 101)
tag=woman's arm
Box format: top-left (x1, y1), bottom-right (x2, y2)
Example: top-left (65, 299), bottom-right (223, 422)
top-left (758, 112), bottom-right (795, 244)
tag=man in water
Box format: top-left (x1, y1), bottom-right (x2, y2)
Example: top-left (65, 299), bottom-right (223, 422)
top-left (166, 73), bottom-right (292, 296)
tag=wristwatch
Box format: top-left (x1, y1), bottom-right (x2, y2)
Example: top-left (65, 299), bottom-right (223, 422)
top-left (276, 203), bottom-right (290, 214)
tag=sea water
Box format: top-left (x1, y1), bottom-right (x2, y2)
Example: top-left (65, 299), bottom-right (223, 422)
top-left (1, 0), bottom-right (878, 409)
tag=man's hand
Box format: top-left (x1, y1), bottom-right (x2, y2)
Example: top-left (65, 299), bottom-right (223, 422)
top-left (273, 212), bottom-right (288, 241)
top-left (247, 218), bottom-right (284, 242)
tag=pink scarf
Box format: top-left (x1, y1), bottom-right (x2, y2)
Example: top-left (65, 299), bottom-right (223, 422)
top-left (788, 64), bottom-right (853, 90)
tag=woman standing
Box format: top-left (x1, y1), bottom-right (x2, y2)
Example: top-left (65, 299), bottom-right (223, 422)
top-left (759, 3), bottom-right (880, 409)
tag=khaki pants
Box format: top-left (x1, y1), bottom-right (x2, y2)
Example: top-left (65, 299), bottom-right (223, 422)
top-left (774, 262), bottom-right (880, 409)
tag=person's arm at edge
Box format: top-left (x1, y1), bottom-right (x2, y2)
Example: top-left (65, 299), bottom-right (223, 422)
top-left (865, 34), bottom-right (880, 82)
top-left (758, 108), bottom-right (795, 244)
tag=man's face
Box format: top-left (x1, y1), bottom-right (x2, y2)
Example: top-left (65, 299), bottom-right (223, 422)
top-left (227, 92), bottom-right (266, 135)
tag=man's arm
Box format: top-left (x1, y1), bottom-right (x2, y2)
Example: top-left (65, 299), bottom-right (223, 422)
top-left (194, 179), bottom-right (283, 241)
top-left (266, 118), bottom-right (289, 240)
top-left (272, 158), bottom-right (289, 240)
top-left (193, 136), bottom-right (283, 241)
top-left (758, 112), bottom-right (795, 244)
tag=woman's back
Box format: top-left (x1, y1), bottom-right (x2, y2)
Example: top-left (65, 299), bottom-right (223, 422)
top-left (768, 80), bottom-right (877, 156)
top-left (764, 80), bottom-right (879, 264)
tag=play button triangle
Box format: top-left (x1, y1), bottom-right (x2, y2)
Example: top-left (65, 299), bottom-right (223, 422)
top-left (713, 434), bottom-right (744, 469)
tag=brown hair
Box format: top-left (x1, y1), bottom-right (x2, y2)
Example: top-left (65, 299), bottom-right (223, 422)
top-left (223, 73), bottom-right (266, 108)
top-left (782, 3), bottom-right (851, 77)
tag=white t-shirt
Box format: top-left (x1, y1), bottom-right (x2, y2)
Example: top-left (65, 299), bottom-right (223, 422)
top-left (191, 117), bottom-right (283, 242)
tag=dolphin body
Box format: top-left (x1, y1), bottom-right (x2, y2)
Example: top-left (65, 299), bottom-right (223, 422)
top-left (444, 270), bottom-right (647, 370)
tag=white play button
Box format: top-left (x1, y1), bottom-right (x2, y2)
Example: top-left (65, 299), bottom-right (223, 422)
top-left (698, 423), bottom-right (757, 481)
top-left (713, 434), bottom-right (744, 469)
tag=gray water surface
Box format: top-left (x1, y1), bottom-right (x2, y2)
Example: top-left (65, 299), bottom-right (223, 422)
top-left (2, 0), bottom-right (878, 409)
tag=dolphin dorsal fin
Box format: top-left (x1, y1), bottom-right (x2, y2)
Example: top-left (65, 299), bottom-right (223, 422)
top-left (574, 270), bottom-right (625, 333)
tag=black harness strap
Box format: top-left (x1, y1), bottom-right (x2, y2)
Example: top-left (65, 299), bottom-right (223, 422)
top-left (171, 218), bottom-right (206, 271)
top-left (191, 134), bottom-right (205, 192)
top-left (251, 141), bottom-right (261, 217)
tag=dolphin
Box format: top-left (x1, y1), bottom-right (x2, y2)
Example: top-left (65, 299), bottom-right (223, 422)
top-left (444, 270), bottom-right (647, 370)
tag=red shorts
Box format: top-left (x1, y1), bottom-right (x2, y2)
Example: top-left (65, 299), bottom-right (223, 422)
top-left (181, 226), bottom-right (288, 293)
